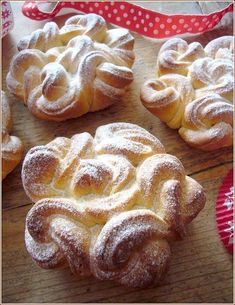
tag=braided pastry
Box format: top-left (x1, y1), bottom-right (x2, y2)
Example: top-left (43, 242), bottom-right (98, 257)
top-left (179, 94), bottom-right (233, 151)
top-left (204, 36), bottom-right (234, 60)
top-left (2, 91), bottom-right (23, 180)
top-left (157, 38), bottom-right (205, 76)
top-left (189, 57), bottom-right (233, 102)
top-left (141, 36), bottom-right (234, 150)
top-left (140, 74), bottom-right (194, 129)
top-left (23, 123), bottom-right (205, 287)
top-left (7, 14), bottom-right (134, 121)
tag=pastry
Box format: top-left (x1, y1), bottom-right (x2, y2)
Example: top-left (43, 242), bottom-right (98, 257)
top-left (179, 94), bottom-right (233, 151)
top-left (140, 74), bottom-right (194, 129)
top-left (141, 36), bottom-right (234, 150)
top-left (6, 14), bottom-right (135, 121)
top-left (22, 122), bottom-right (205, 288)
top-left (2, 90), bottom-right (23, 179)
top-left (157, 38), bottom-right (205, 76)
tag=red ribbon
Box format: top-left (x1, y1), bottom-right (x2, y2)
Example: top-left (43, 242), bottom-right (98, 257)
top-left (22, 1), bottom-right (233, 39)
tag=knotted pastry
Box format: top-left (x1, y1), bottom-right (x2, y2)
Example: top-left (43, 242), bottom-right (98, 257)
top-left (140, 74), bottom-right (194, 129)
top-left (188, 57), bottom-right (233, 102)
top-left (23, 123), bottom-right (205, 288)
top-left (204, 36), bottom-right (234, 60)
top-left (157, 38), bottom-right (205, 76)
top-left (179, 94), bottom-right (233, 151)
top-left (2, 90), bottom-right (23, 179)
top-left (141, 36), bottom-right (234, 150)
top-left (6, 14), bottom-right (134, 121)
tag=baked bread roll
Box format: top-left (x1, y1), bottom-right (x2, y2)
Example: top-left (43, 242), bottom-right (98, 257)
top-left (6, 14), bottom-right (135, 121)
top-left (141, 36), bottom-right (234, 150)
top-left (179, 94), bottom-right (233, 151)
top-left (2, 91), bottom-right (23, 179)
top-left (22, 123), bottom-right (205, 288)
top-left (157, 38), bottom-right (205, 76)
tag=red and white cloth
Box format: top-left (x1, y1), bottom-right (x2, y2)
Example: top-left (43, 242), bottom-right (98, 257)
top-left (216, 169), bottom-right (233, 255)
top-left (22, 1), bottom-right (233, 39)
top-left (1, 1), bottom-right (14, 37)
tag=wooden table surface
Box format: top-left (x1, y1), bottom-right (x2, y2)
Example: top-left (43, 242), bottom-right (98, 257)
top-left (2, 2), bottom-right (233, 303)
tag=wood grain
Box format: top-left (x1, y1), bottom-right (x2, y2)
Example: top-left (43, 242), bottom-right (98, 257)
top-left (2, 2), bottom-right (233, 303)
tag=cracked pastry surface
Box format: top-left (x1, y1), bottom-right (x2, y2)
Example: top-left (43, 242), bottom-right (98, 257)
top-left (22, 122), bottom-right (205, 288)
top-left (6, 14), bottom-right (135, 121)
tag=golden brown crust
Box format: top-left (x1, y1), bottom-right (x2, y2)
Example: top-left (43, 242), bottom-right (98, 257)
top-left (7, 14), bottom-right (135, 122)
top-left (23, 123), bottom-right (205, 287)
top-left (141, 36), bottom-right (234, 151)
top-left (2, 91), bottom-right (24, 180)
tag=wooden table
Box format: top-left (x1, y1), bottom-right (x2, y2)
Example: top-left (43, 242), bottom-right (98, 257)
top-left (2, 2), bottom-right (233, 303)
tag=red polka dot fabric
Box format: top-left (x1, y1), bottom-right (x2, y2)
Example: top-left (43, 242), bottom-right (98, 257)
top-left (216, 169), bottom-right (233, 255)
top-left (2, 1), bottom-right (14, 37)
top-left (22, 1), bottom-right (233, 39)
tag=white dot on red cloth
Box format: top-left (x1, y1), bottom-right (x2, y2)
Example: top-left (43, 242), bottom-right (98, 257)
top-left (94, 2), bottom-right (99, 8)
top-left (183, 24), bottom-right (189, 28)
top-left (120, 4), bottom-right (125, 10)
top-left (89, 7), bottom-right (93, 12)
top-left (133, 16), bottom-right (137, 21)
top-left (165, 30), bottom-right (170, 35)
top-left (108, 13), bottom-right (112, 18)
top-left (141, 19), bottom-right (145, 24)
top-left (130, 8), bottom-right (135, 14)
top-left (194, 22), bottom-right (199, 27)
top-left (176, 29), bottom-right (181, 33)
top-left (136, 24), bottom-right (140, 28)
top-left (80, 4), bottom-right (84, 8)
top-left (212, 15), bottom-right (217, 19)
top-left (98, 10), bottom-right (103, 14)
top-left (116, 16), bottom-right (121, 22)
top-left (146, 14), bottom-right (150, 19)
top-left (149, 22), bottom-right (153, 27)
top-left (172, 25), bottom-right (177, 30)
top-left (198, 27), bottom-right (204, 31)
top-left (138, 11), bottom-right (142, 16)
top-left (191, 17), bottom-right (196, 22)
top-left (126, 20), bottom-right (131, 25)
top-left (153, 29), bottom-right (159, 34)
top-left (105, 5), bottom-right (109, 10)
top-left (160, 24), bottom-right (165, 29)
top-left (123, 13), bottom-right (128, 18)
top-left (155, 17), bottom-right (160, 22)
top-left (144, 27), bottom-right (148, 32)
top-left (113, 8), bottom-right (118, 14)
top-left (187, 27), bottom-right (192, 31)
top-left (167, 18), bottom-right (172, 23)
top-left (202, 17), bottom-right (207, 22)
top-left (179, 18), bottom-right (184, 24)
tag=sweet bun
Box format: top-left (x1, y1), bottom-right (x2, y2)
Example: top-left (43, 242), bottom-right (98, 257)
top-left (22, 123), bottom-right (205, 288)
top-left (141, 36), bottom-right (233, 150)
top-left (7, 14), bottom-right (135, 121)
top-left (2, 90), bottom-right (23, 179)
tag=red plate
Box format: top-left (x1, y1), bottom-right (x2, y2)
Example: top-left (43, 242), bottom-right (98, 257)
top-left (216, 169), bottom-right (233, 255)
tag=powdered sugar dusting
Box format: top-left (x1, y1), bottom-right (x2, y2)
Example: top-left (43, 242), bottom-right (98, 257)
top-left (23, 122), bottom-right (205, 287)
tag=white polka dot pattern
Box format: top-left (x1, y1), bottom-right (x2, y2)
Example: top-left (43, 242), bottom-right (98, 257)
top-left (22, 1), bottom-right (233, 39)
